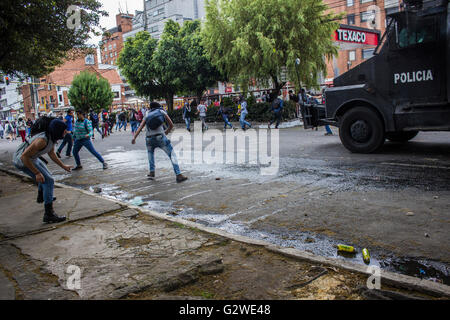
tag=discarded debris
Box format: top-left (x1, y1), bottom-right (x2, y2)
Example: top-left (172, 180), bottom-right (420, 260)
top-left (168, 211), bottom-right (179, 216)
top-left (433, 196), bottom-right (439, 199)
top-left (406, 211), bottom-right (415, 216)
top-left (305, 237), bottom-right (315, 243)
top-left (424, 233), bottom-right (430, 238)
top-left (362, 248), bottom-right (371, 264)
top-left (336, 244), bottom-right (356, 253)
top-left (130, 196), bottom-right (144, 206)
top-left (215, 178), bottom-right (221, 181)
top-left (93, 187), bottom-right (102, 193)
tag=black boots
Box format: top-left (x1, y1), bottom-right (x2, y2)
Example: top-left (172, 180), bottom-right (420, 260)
top-left (37, 189), bottom-right (56, 203)
top-left (44, 203), bottom-right (66, 224)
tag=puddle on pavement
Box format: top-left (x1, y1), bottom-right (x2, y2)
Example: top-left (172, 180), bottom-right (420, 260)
top-left (88, 184), bottom-right (450, 285)
top-left (51, 148), bottom-right (450, 286)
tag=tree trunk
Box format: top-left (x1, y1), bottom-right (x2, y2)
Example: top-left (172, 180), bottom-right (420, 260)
top-left (165, 93), bottom-right (174, 111)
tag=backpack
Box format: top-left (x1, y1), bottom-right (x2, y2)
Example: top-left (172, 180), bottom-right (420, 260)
top-left (146, 109), bottom-right (165, 130)
top-left (30, 116), bottom-right (56, 137)
top-left (91, 113), bottom-right (99, 123)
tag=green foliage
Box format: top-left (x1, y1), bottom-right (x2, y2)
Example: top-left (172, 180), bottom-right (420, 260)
top-left (201, 0), bottom-right (340, 91)
top-left (118, 20), bottom-right (222, 111)
top-left (179, 21), bottom-right (224, 100)
top-left (0, 0), bottom-right (107, 77)
top-left (117, 31), bottom-right (161, 100)
top-left (68, 71), bottom-right (114, 113)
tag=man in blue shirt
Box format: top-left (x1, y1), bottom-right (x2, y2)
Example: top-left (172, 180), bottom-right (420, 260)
top-left (56, 108), bottom-right (74, 158)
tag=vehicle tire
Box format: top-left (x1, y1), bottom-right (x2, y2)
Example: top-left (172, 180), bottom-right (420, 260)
top-left (339, 107), bottom-right (385, 153)
top-left (386, 131), bottom-right (419, 142)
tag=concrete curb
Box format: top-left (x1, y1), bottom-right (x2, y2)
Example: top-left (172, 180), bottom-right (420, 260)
top-left (1, 167), bottom-right (449, 298)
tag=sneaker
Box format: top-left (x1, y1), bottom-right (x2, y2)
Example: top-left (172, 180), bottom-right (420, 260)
top-left (176, 174), bottom-right (188, 183)
top-left (103, 162), bottom-right (108, 170)
top-left (147, 171), bottom-right (155, 179)
top-left (72, 165), bottom-right (83, 171)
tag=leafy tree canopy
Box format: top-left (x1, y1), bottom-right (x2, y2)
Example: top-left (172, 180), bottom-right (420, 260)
top-left (201, 0), bottom-right (341, 93)
top-left (118, 20), bottom-right (222, 111)
top-left (68, 71), bottom-right (114, 113)
top-left (0, 0), bottom-right (107, 77)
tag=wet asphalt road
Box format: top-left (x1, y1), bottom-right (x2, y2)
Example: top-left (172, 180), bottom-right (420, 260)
top-left (1, 121), bottom-right (449, 283)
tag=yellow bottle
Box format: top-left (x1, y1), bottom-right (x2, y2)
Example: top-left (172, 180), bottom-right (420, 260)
top-left (362, 248), bottom-right (371, 264)
top-left (337, 244), bottom-right (356, 253)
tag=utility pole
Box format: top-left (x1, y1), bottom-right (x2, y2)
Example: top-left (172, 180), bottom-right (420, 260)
top-left (143, 0), bottom-right (148, 31)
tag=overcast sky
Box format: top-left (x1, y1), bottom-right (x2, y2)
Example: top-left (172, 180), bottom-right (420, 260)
top-left (88, 0), bottom-right (143, 45)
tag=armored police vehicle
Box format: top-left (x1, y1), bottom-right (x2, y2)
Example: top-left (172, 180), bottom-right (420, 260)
top-left (304, 0), bottom-right (450, 153)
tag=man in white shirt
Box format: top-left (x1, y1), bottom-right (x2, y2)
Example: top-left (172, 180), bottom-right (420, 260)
top-left (196, 100), bottom-right (208, 131)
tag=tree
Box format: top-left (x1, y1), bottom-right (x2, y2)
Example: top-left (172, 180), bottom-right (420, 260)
top-left (201, 0), bottom-right (340, 94)
top-left (0, 0), bottom-right (107, 77)
top-left (68, 71), bottom-right (114, 113)
top-left (179, 20), bottom-right (224, 102)
top-left (152, 20), bottom-right (186, 111)
top-left (117, 31), bottom-right (162, 100)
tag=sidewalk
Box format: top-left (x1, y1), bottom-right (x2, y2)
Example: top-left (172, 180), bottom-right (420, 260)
top-left (0, 170), bottom-right (448, 300)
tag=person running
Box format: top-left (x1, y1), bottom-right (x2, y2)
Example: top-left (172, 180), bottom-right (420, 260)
top-left (56, 108), bottom-right (74, 158)
top-left (72, 110), bottom-right (108, 171)
top-left (217, 102), bottom-right (233, 130)
top-left (238, 95), bottom-right (252, 130)
top-left (130, 109), bottom-right (139, 134)
top-left (132, 101), bottom-right (188, 183)
top-left (196, 100), bottom-right (208, 131)
top-left (182, 99), bottom-right (192, 132)
top-left (268, 93), bottom-right (284, 129)
top-left (89, 109), bottom-right (103, 139)
top-left (17, 118), bottom-right (27, 142)
top-left (13, 118), bottom-right (71, 223)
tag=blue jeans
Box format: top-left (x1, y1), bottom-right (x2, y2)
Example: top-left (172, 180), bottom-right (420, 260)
top-left (184, 117), bottom-right (191, 130)
top-left (73, 138), bottom-right (105, 167)
top-left (92, 122), bottom-right (102, 137)
top-left (222, 115), bottom-right (232, 129)
top-left (269, 111), bottom-right (282, 128)
top-left (57, 132), bottom-right (73, 156)
top-left (240, 111), bottom-right (251, 129)
top-left (131, 121), bottom-right (139, 133)
top-left (146, 135), bottom-right (181, 176)
top-left (17, 159), bottom-right (54, 204)
top-left (325, 125), bottom-right (333, 134)
top-left (119, 121), bottom-right (127, 130)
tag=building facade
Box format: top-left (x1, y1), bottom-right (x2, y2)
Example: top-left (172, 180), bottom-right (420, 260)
top-left (0, 75), bottom-right (27, 120)
top-left (124, 0), bottom-right (206, 41)
top-left (324, 0), bottom-right (401, 84)
top-left (101, 13), bottom-right (134, 66)
top-left (31, 52), bottom-right (127, 115)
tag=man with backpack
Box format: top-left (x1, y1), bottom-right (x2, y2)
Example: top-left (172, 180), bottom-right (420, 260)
top-left (196, 100), bottom-right (208, 131)
top-left (72, 110), bottom-right (108, 171)
top-left (13, 117), bottom-right (72, 223)
top-left (268, 92), bottom-right (284, 129)
top-left (89, 109), bottom-right (103, 139)
top-left (132, 102), bottom-right (188, 183)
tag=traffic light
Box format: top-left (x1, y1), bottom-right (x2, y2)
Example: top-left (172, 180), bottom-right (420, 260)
top-left (5, 76), bottom-right (9, 85)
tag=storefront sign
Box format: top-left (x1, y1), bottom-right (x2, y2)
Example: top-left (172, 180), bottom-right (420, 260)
top-left (334, 27), bottom-right (379, 46)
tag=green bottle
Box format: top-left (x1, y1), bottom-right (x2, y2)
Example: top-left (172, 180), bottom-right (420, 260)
top-left (362, 248), bottom-right (371, 264)
top-left (337, 244), bottom-right (356, 253)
